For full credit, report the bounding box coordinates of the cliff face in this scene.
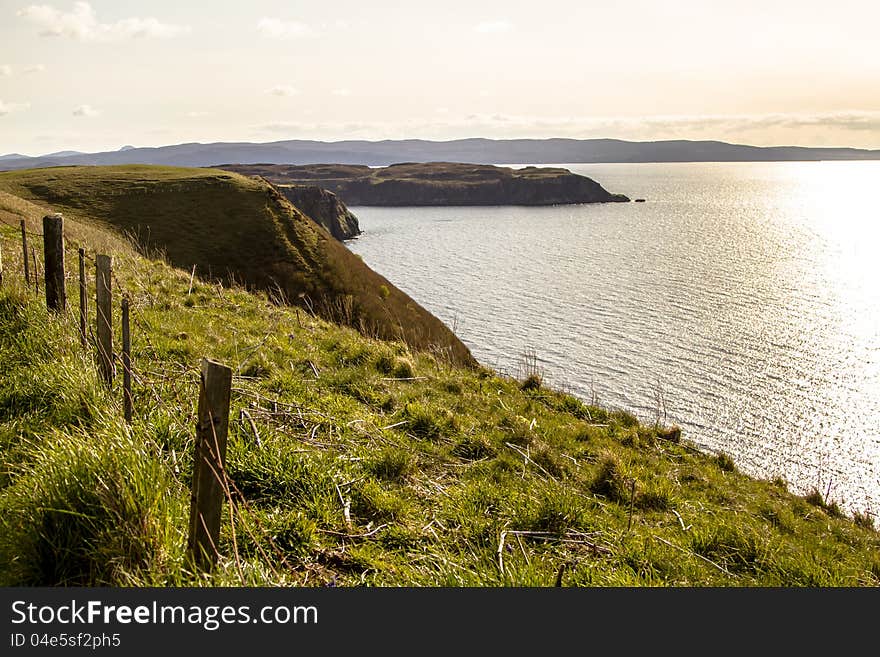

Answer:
[330,168,629,206]
[222,162,630,206]
[279,185,361,240]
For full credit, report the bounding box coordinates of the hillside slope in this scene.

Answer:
[0,207,877,587]
[0,165,472,365]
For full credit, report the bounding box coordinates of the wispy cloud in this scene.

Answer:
[17,2,190,41]
[253,111,880,146]
[257,17,317,39]
[332,89,351,97]
[72,104,99,117]
[588,111,880,136]
[474,20,514,34]
[0,100,31,116]
[258,121,372,136]
[24,64,46,74]
[185,111,209,118]
[267,85,299,97]
[0,65,11,77]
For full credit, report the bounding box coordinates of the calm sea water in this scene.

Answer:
[346,162,880,516]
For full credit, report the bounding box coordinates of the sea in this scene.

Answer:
[346,161,880,516]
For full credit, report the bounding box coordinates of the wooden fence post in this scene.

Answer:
[78,248,87,347]
[122,295,132,424]
[42,213,66,312]
[0,242,3,286]
[20,219,29,286]
[95,255,114,385]
[187,358,233,569]
[31,247,38,293]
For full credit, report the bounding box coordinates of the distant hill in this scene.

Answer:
[0,138,877,171]
[0,165,474,365]
[42,150,85,158]
[226,162,630,206]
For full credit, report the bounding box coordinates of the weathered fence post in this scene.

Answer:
[78,248,87,347]
[42,213,66,312]
[0,242,3,286]
[31,247,39,293]
[95,254,114,385]
[20,219,29,286]
[187,358,233,569]
[122,294,132,424]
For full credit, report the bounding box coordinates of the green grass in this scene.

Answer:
[0,192,878,587]
[0,165,473,365]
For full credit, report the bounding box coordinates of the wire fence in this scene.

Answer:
[0,212,341,580]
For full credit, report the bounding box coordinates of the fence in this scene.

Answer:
[0,214,239,571]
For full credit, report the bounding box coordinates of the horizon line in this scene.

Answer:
[5,136,880,160]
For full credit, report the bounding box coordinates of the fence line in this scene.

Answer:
[1,215,312,576]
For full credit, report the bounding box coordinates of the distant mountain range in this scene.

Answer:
[1,138,878,170]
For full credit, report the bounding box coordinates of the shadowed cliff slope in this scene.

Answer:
[275,184,361,240]
[0,165,473,364]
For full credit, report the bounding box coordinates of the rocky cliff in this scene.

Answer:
[222,162,630,206]
[279,184,361,240]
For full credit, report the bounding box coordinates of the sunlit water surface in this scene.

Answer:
[347,162,880,515]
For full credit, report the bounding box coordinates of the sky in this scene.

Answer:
[1,0,879,155]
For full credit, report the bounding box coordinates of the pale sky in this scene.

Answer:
[1,0,879,155]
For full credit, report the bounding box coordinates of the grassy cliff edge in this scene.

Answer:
[0,179,877,587]
[0,165,473,366]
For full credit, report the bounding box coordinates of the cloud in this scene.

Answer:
[185,111,209,118]
[762,111,880,133]
[593,111,880,136]
[72,104,99,117]
[0,100,30,116]
[17,2,190,41]
[253,111,880,146]
[257,17,317,39]
[24,64,46,73]
[0,65,11,76]
[331,89,351,97]
[267,85,299,97]
[258,121,371,136]
[474,20,513,34]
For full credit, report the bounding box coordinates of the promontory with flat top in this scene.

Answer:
[220,162,631,207]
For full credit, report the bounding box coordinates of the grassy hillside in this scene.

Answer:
[0,165,473,365]
[0,195,877,586]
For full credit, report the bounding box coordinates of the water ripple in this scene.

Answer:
[347,162,880,515]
